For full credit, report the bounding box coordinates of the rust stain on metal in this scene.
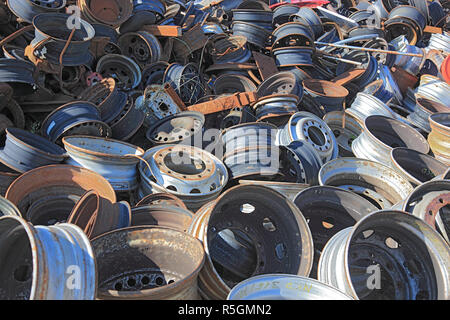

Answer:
[5,165,117,206]
[187,92,258,115]
[141,25,182,37]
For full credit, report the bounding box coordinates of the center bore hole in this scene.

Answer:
[164,151,206,175]
[307,126,326,146]
[14,265,32,282]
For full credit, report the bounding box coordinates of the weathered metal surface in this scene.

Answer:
[188,185,314,300]
[319,157,414,209]
[0,128,66,173]
[294,185,378,279]
[0,164,20,197]
[291,7,323,38]
[109,94,145,141]
[133,0,166,18]
[0,59,36,96]
[252,51,278,81]
[281,141,323,184]
[238,180,309,201]
[352,115,429,167]
[68,190,131,239]
[272,22,315,49]
[331,69,365,87]
[0,0,448,302]
[6,0,66,23]
[391,66,420,96]
[221,122,280,180]
[336,51,378,89]
[385,6,426,45]
[172,23,208,60]
[389,5,427,31]
[346,92,397,124]
[272,46,314,67]
[228,274,353,300]
[92,226,205,299]
[120,11,157,34]
[135,193,187,209]
[231,21,271,48]
[427,1,445,27]
[0,196,22,217]
[146,111,205,146]
[252,94,300,124]
[0,215,96,299]
[63,136,144,191]
[407,96,449,133]
[362,80,393,104]
[142,61,169,86]
[377,65,403,104]
[391,147,448,186]
[163,63,204,105]
[220,106,256,129]
[135,84,182,127]
[210,35,251,64]
[257,71,302,97]
[415,76,450,108]
[214,74,257,95]
[273,4,301,26]
[317,210,450,300]
[428,113,450,165]
[390,35,425,76]
[186,92,258,115]
[79,78,128,124]
[118,31,162,68]
[427,33,450,53]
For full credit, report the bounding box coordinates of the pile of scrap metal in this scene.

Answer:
[0,0,448,300]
